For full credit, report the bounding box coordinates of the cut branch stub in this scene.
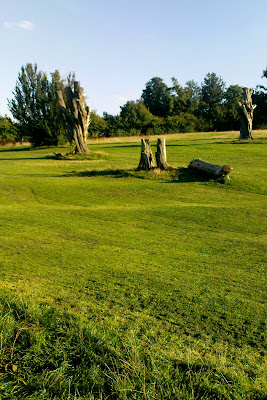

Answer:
[57,81,91,153]
[237,87,257,140]
[188,158,233,180]
[155,138,175,170]
[137,138,155,170]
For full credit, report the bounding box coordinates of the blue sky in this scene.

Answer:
[1,0,267,117]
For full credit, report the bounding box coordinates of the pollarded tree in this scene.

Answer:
[237,88,256,139]
[141,77,172,117]
[57,82,91,153]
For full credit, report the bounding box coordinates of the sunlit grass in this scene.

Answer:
[0,131,266,399]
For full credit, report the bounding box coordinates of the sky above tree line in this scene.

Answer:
[1,0,267,118]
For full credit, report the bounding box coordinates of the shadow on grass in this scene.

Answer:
[231,138,267,144]
[47,151,107,161]
[73,169,133,178]
[71,167,221,183]
[0,145,61,153]
[0,150,107,162]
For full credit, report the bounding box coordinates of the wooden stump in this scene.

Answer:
[188,158,233,179]
[155,138,174,170]
[137,138,155,170]
[237,87,256,140]
[57,82,91,153]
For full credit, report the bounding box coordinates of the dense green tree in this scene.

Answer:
[102,113,122,137]
[199,72,226,130]
[88,111,107,138]
[170,78,200,116]
[120,101,153,134]
[141,77,172,117]
[250,68,267,129]
[170,78,188,115]
[184,80,201,114]
[0,116,19,141]
[253,89,267,129]
[222,85,243,130]
[8,63,66,146]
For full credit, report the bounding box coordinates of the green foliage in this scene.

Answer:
[0,116,20,142]
[252,67,267,129]
[165,113,198,133]
[102,113,122,137]
[253,89,267,130]
[88,111,108,138]
[170,78,200,116]
[8,63,66,147]
[141,77,172,117]
[120,101,153,135]
[222,85,243,130]
[198,73,226,130]
[104,73,261,136]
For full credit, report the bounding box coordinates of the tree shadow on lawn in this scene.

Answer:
[231,138,267,144]
[72,167,220,183]
[0,146,61,153]
[0,146,67,161]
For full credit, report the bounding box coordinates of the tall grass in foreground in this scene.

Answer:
[1,290,265,400]
[0,131,266,399]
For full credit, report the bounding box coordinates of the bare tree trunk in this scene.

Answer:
[237,88,256,140]
[57,82,91,153]
[137,139,155,170]
[155,138,174,170]
[188,158,233,179]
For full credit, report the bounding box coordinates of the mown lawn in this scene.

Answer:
[0,131,266,399]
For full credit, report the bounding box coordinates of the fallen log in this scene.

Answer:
[188,158,233,179]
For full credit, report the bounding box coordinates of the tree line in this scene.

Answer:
[1,63,267,146]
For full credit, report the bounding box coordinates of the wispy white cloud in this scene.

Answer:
[3,20,34,31]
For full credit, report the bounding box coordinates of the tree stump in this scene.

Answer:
[188,158,233,179]
[57,82,91,153]
[137,138,155,170]
[155,138,174,170]
[237,87,257,140]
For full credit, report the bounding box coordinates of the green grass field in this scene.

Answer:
[0,131,266,399]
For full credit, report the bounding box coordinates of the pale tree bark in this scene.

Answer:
[155,138,175,170]
[188,158,233,179]
[237,87,257,140]
[57,82,91,153]
[137,138,155,170]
